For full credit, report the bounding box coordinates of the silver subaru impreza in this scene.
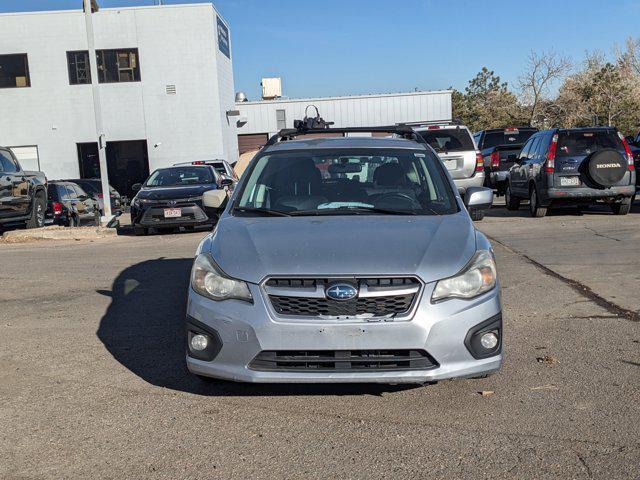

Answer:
[186,127,501,384]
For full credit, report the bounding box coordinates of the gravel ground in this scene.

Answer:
[1,208,639,479]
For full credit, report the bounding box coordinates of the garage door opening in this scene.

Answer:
[77,140,150,198]
[238,133,268,155]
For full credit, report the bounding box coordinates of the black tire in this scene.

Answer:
[470,210,485,222]
[68,214,80,227]
[504,183,521,211]
[611,197,632,216]
[134,226,148,236]
[25,192,46,229]
[529,185,547,218]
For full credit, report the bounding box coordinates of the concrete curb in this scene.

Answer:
[1,226,117,243]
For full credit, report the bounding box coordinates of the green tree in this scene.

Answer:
[452,68,527,132]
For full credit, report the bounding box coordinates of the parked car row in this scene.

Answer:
[406,122,637,220]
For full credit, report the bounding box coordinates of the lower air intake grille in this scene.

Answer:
[249,349,438,372]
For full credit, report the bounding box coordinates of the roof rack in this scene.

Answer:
[398,118,461,128]
[264,125,429,147]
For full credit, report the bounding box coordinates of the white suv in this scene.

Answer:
[411,122,486,220]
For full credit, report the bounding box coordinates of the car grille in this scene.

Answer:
[249,349,438,372]
[264,277,420,318]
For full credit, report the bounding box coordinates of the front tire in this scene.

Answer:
[529,185,547,218]
[611,197,632,216]
[470,210,485,222]
[504,183,520,211]
[25,192,46,229]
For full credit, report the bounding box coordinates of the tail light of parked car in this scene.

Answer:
[490,151,500,169]
[546,134,558,173]
[618,132,635,170]
[475,152,484,172]
[52,202,63,216]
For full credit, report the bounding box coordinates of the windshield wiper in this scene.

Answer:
[233,207,291,217]
[290,206,418,216]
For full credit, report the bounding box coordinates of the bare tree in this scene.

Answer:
[519,51,571,126]
[616,36,640,76]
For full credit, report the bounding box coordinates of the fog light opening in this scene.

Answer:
[190,334,209,351]
[480,331,499,350]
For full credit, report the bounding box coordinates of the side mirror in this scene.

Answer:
[131,183,142,192]
[203,189,228,210]
[219,177,234,187]
[464,186,493,213]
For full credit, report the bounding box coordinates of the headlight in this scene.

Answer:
[432,250,497,302]
[132,197,151,207]
[190,253,252,302]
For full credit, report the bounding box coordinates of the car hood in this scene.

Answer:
[205,213,477,284]
[135,184,216,200]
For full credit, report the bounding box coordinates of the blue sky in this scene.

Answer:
[2,0,639,100]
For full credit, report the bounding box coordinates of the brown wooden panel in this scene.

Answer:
[238,133,269,154]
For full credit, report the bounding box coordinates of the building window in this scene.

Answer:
[67,51,91,85]
[96,48,141,83]
[0,54,31,88]
[276,109,286,130]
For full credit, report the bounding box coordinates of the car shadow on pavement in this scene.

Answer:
[96,258,420,397]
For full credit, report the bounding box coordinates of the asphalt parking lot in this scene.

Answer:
[1,201,639,479]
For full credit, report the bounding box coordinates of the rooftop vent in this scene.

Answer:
[166,84,176,95]
[261,77,282,100]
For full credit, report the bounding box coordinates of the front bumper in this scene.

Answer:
[132,204,215,228]
[453,171,485,194]
[186,281,503,383]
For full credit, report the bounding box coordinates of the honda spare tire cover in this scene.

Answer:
[586,149,627,187]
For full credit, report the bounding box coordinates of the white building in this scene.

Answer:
[0,3,237,196]
[235,90,452,154]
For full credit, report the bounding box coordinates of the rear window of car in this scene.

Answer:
[74,181,99,194]
[557,130,623,157]
[47,185,60,201]
[417,128,475,153]
[211,163,227,175]
[482,129,537,148]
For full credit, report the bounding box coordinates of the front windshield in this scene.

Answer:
[145,167,215,187]
[235,148,458,216]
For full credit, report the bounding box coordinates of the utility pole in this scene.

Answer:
[83,0,112,224]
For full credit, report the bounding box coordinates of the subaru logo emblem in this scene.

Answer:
[325,283,358,301]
